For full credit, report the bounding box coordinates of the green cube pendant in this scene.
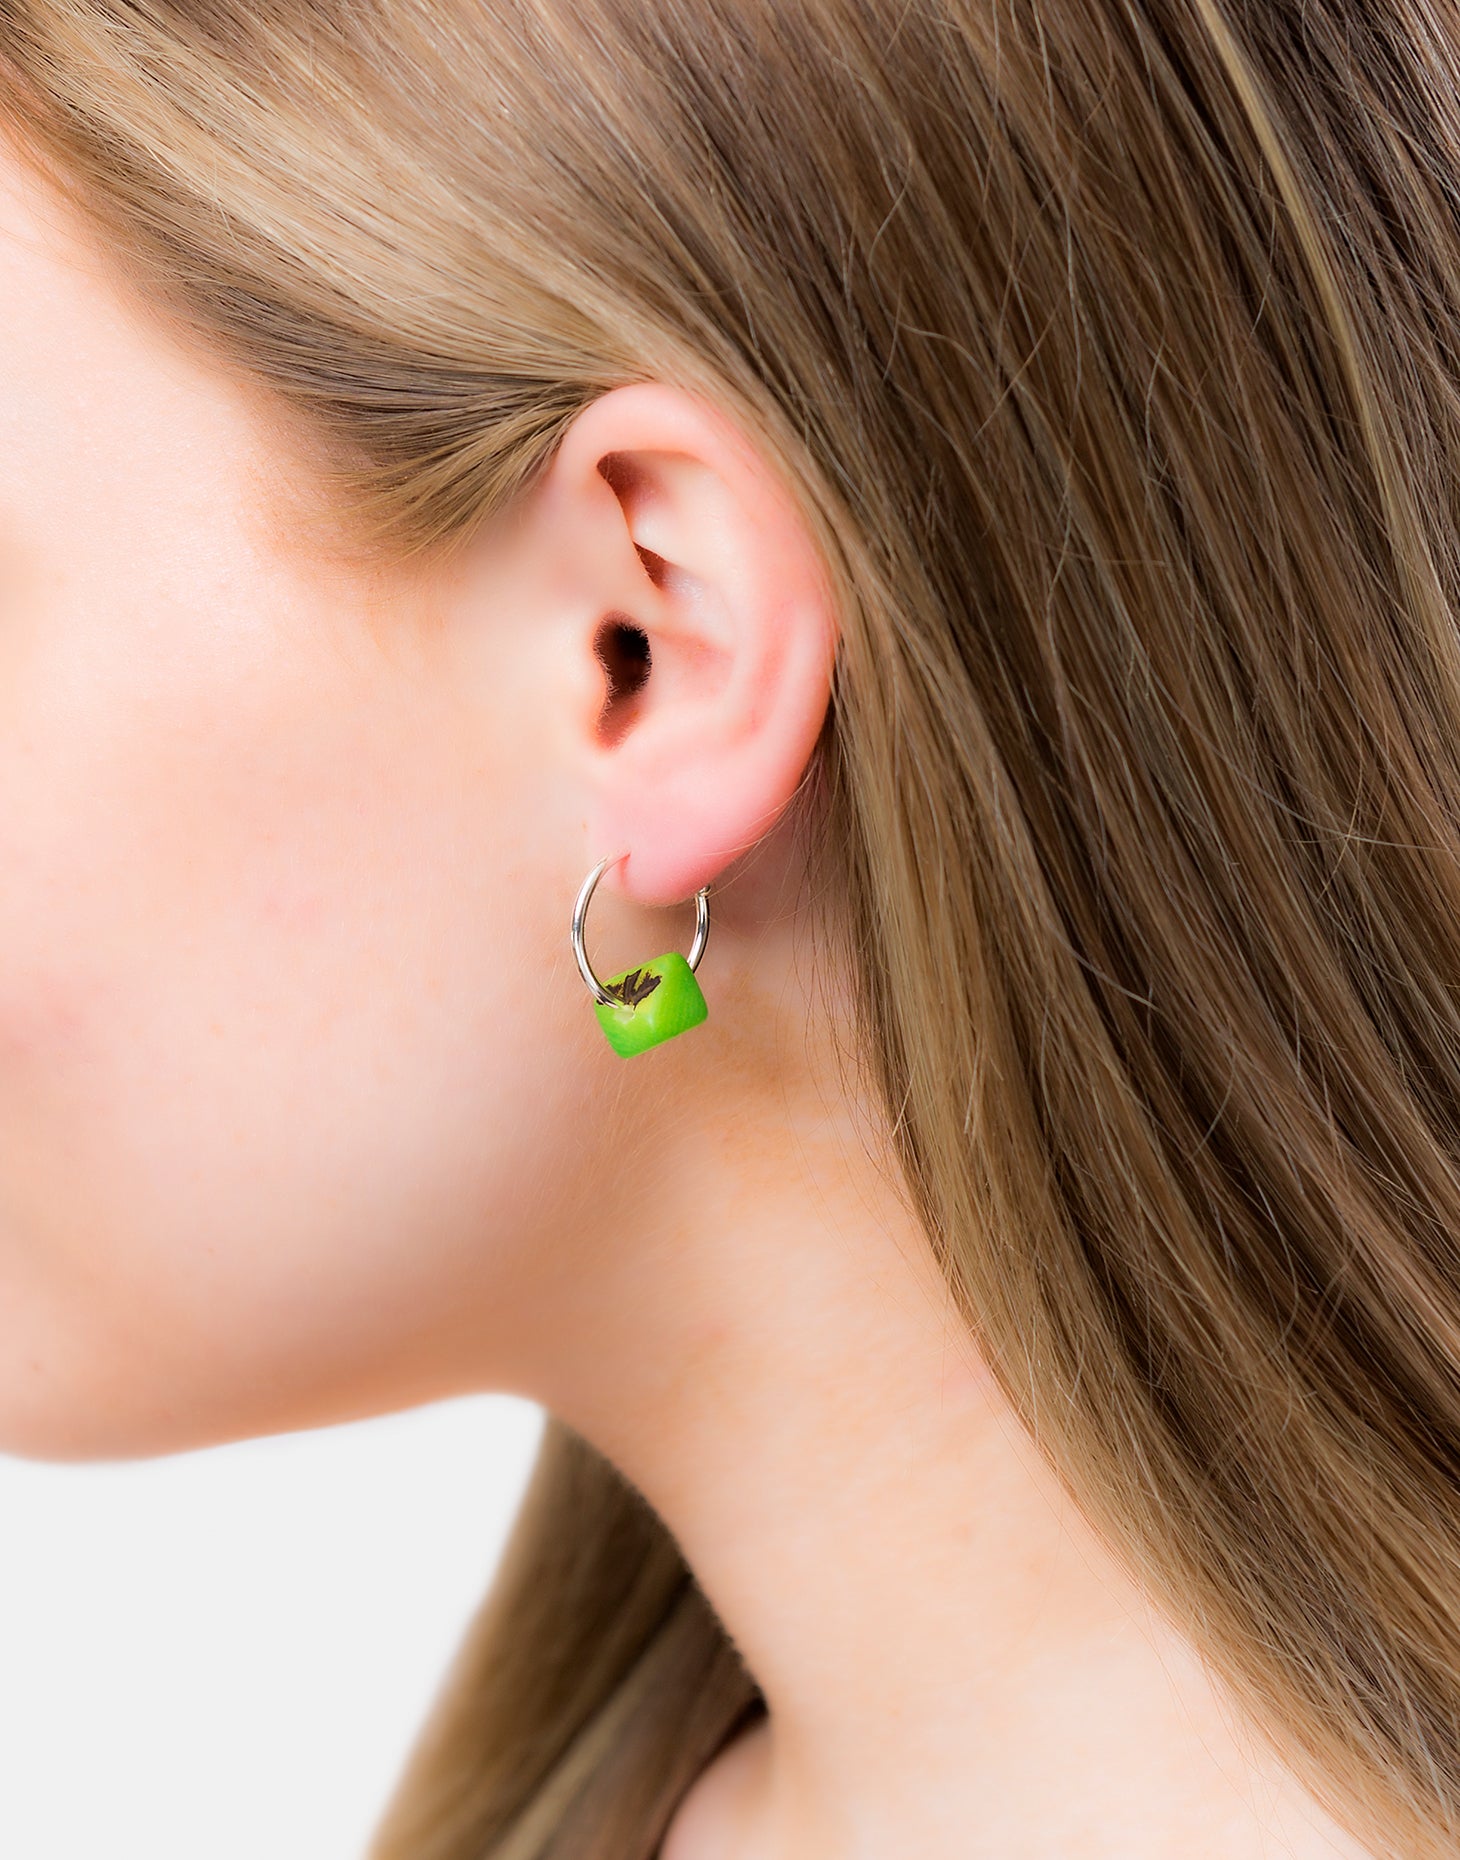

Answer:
[594,950,709,1057]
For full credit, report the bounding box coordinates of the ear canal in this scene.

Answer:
[593,617,652,746]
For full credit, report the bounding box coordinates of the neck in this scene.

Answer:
[511,903,1371,1859]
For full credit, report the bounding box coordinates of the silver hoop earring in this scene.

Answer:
[571,852,710,1057]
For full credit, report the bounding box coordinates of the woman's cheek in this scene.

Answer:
[0,737,339,1432]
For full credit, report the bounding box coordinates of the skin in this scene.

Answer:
[0,136,1379,1858]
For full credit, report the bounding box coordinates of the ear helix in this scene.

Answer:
[570,853,710,1057]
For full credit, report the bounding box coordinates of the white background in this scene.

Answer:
[0,1393,545,1860]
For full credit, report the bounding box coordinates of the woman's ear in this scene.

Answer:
[536,382,839,907]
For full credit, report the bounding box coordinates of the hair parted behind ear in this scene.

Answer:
[363,1419,763,1860]
[11,0,1460,1855]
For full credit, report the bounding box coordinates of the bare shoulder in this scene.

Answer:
[659,1715,773,1860]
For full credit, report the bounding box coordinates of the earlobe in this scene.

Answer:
[548,383,838,909]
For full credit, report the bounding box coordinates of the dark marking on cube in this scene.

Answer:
[607,966,662,1009]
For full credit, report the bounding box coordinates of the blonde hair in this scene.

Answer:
[8,1,1460,1853]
